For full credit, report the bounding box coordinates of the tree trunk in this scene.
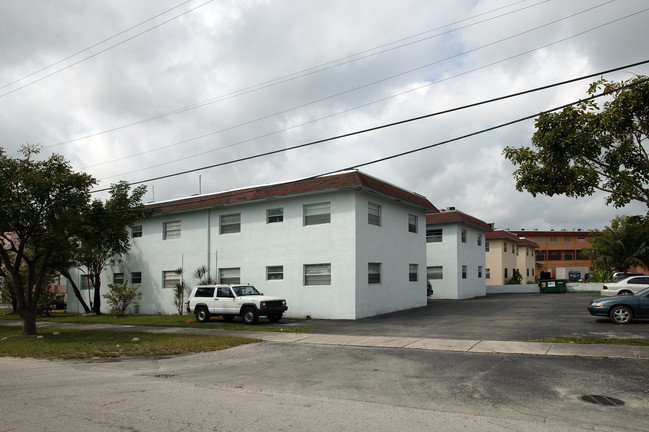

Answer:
[92,273,102,315]
[18,307,37,335]
[59,269,92,313]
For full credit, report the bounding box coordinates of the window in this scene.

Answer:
[428,266,443,280]
[536,251,546,260]
[578,236,586,242]
[81,275,92,290]
[486,268,491,279]
[163,220,181,240]
[461,229,467,243]
[217,287,234,298]
[504,242,507,252]
[131,272,142,284]
[536,237,543,242]
[526,268,530,277]
[526,248,529,256]
[576,249,588,260]
[220,213,241,234]
[219,268,240,284]
[304,202,331,225]
[550,236,557,242]
[532,268,535,276]
[408,214,418,233]
[516,246,519,256]
[304,264,331,285]
[194,287,215,297]
[462,265,467,279]
[548,250,561,260]
[163,271,180,289]
[562,251,574,260]
[513,245,515,254]
[368,263,381,284]
[409,264,418,282]
[485,241,490,252]
[565,237,572,242]
[267,266,284,280]
[267,208,283,223]
[477,233,482,246]
[478,266,482,278]
[504,268,509,279]
[368,202,381,226]
[113,273,124,285]
[131,225,142,238]
[426,228,442,243]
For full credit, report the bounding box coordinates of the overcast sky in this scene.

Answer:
[1,0,648,231]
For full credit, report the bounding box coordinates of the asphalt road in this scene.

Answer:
[2,292,649,431]
[285,292,649,341]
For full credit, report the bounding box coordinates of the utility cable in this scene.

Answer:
[0,0,195,91]
[0,0,215,100]
[47,0,553,148]
[90,62,649,194]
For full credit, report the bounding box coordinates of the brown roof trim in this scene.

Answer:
[426,210,492,232]
[148,171,438,214]
[486,230,539,248]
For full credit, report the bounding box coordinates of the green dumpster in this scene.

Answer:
[538,279,567,293]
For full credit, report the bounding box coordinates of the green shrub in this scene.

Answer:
[103,283,142,315]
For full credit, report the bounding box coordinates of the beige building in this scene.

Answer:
[485,230,538,285]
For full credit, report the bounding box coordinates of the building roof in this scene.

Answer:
[149,170,438,214]
[425,210,492,232]
[510,230,592,236]
[486,230,539,248]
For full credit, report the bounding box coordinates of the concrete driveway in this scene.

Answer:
[288,292,649,341]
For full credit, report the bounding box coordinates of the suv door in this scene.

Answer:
[215,286,238,314]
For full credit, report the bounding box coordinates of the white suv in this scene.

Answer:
[186,284,288,324]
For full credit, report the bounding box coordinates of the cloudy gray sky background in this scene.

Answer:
[1,0,648,231]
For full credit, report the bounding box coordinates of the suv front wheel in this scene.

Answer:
[242,307,259,324]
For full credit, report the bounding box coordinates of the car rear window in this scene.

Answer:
[194,287,215,297]
[629,277,649,284]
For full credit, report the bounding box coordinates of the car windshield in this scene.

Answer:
[232,285,261,296]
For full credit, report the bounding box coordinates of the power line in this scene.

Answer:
[92,3,641,176]
[47,0,552,148]
[137,76,649,213]
[0,0,215,100]
[90,61,649,194]
[0,0,195,91]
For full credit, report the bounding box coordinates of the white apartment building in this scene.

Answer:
[425,209,491,299]
[66,171,437,319]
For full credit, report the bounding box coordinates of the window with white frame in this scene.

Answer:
[304,202,331,225]
[462,265,467,279]
[131,225,142,238]
[220,213,241,234]
[478,266,482,278]
[461,229,467,243]
[486,268,491,279]
[368,263,381,284]
[408,214,418,233]
[266,265,284,280]
[131,272,142,284]
[477,233,482,246]
[113,273,124,285]
[267,208,283,223]
[485,241,490,252]
[219,268,240,284]
[163,220,181,240]
[504,268,509,279]
[163,270,180,289]
[427,266,443,280]
[409,264,418,282]
[426,228,442,243]
[304,264,331,285]
[81,275,92,290]
[368,202,381,226]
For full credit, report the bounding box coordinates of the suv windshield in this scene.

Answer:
[232,285,261,296]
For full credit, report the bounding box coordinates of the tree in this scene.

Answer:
[506,269,522,285]
[0,146,95,334]
[583,215,649,273]
[173,267,189,315]
[503,76,649,208]
[193,265,216,285]
[73,181,149,315]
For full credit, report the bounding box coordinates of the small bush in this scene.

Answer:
[104,283,142,316]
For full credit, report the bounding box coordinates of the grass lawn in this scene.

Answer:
[0,308,312,333]
[531,336,649,346]
[0,326,258,360]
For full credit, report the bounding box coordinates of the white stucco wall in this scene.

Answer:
[426,222,487,299]
[66,187,429,319]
